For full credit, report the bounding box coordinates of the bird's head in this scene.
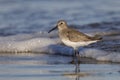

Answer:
[48,20,67,33]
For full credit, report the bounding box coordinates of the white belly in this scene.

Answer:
[61,39,97,49]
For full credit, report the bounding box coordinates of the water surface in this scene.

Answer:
[0,53,120,80]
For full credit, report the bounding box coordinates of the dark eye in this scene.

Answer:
[60,22,63,25]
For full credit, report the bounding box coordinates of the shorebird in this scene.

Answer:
[48,20,102,63]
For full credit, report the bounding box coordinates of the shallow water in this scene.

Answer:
[0,53,120,80]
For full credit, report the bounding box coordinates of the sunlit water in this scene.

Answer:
[0,0,120,80]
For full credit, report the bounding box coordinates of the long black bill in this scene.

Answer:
[48,26,57,33]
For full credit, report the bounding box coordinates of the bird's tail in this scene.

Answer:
[92,34,102,40]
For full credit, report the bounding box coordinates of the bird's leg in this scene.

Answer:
[71,49,80,63]
[75,49,80,63]
[74,49,80,73]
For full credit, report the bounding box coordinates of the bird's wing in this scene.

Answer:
[65,29,93,42]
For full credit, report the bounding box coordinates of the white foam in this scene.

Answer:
[0,31,120,63]
[0,33,60,52]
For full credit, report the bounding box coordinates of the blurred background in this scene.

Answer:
[0,0,120,36]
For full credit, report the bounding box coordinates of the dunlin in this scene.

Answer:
[48,20,102,63]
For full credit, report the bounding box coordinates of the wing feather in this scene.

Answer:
[64,28,92,42]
